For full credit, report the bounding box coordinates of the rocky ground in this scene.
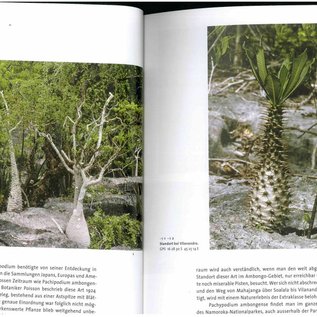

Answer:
[210,175,317,249]
[0,180,140,248]
[209,92,317,249]
[0,203,77,248]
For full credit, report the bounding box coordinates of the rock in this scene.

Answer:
[0,207,71,233]
[44,194,139,221]
[209,175,317,249]
[86,194,138,218]
[0,190,141,248]
[209,93,317,169]
[209,94,262,158]
[0,176,142,248]
[0,218,78,248]
[0,205,81,248]
[102,177,142,193]
[285,106,317,168]
[209,92,317,248]
[286,176,317,231]
[43,177,142,219]
[43,198,74,214]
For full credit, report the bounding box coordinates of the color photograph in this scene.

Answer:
[208,24,317,249]
[0,61,143,249]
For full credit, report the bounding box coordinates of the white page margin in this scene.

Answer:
[144,5,317,314]
[0,3,143,66]
[0,3,143,315]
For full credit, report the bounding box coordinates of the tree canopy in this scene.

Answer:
[0,61,142,210]
[208,24,317,89]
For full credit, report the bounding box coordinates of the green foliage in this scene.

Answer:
[111,101,142,177]
[88,210,142,249]
[208,26,232,75]
[208,24,317,82]
[0,61,142,209]
[208,26,231,64]
[245,48,313,105]
[273,24,317,61]
[303,212,311,225]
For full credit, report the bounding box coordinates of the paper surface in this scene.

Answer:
[0,3,143,66]
[0,3,143,315]
[144,5,317,314]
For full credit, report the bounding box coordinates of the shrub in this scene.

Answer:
[87,209,142,249]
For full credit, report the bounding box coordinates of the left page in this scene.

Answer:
[0,3,143,315]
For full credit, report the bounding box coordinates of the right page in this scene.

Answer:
[144,5,317,315]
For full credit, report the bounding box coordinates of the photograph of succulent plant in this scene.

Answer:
[208,24,317,249]
[0,61,142,249]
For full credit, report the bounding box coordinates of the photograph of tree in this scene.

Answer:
[208,24,317,249]
[0,61,142,249]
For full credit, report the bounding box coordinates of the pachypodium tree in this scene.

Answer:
[0,91,23,212]
[37,92,122,247]
[0,61,47,211]
[245,48,313,232]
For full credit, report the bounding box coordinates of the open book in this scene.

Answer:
[1,3,317,316]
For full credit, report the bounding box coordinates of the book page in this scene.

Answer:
[0,3,143,315]
[144,5,317,315]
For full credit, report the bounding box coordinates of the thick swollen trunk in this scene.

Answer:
[7,135,23,212]
[249,104,291,232]
[66,174,90,248]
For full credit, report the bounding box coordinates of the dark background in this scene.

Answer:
[111,2,315,14]
[33,2,316,15]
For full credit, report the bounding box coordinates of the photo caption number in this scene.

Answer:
[159,237,199,252]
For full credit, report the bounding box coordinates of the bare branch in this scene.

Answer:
[63,116,75,127]
[235,81,250,93]
[80,121,99,164]
[9,120,22,133]
[83,93,114,169]
[134,147,142,177]
[87,148,121,187]
[21,187,30,208]
[217,79,244,94]
[0,90,10,113]
[208,26,227,54]
[86,120,96,131]
[208,57,216,95]
[209,158,254,165]
[50,217,65,235]
[108,116,124,125]
[37,130,74,175]
[96,92,114,150]
[61,150,74,165]
[210,70,255,95]
[0,91,21,132]
[71,100,84,159]
[83,150,101,173]
[285,126,317,138]
[299,90,314,107]
[294,173,317,179]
